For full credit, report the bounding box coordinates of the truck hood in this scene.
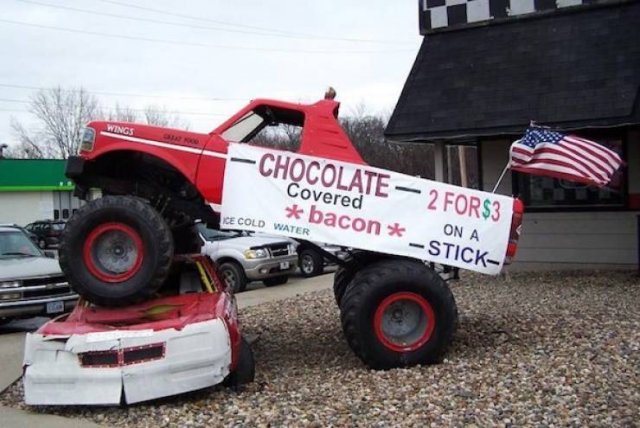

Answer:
[0,257,63,281]
[87,121,210,153]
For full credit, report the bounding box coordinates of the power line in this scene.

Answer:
[16,0,413,46]
[0,107,29,114]
[0,83,245,102]
[0,18,413,54]
[0,97,227,117]
[91,0,412,45]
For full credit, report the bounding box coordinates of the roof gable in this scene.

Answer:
[387,1,640,141]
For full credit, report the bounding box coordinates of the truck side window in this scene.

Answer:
[248,106,304,153]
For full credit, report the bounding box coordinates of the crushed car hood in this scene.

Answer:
[0,257,62,281]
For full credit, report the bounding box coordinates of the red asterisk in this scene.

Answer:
[387,222,406,237]
[285,204,304,219]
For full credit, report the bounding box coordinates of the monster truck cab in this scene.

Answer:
[66,93,364,231]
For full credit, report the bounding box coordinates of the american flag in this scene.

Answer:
[510,127,623,187]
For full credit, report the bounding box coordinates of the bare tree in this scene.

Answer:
[143,105,189,129]
[339,105,435,179]
[11,87,99,159]
[106,103,138,123]
[103,104,189,129]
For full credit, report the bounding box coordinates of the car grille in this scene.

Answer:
[79,343,166,368]
[268,243,290,257]
[21,275,66,287]
[23,287,72,299]
[2,275,75,301]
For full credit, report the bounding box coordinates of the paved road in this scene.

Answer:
[0,271,334,427]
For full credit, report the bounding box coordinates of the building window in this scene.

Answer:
[514,138,625,209]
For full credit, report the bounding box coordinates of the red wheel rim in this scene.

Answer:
[373,292,436,352]
[83,222,144,283]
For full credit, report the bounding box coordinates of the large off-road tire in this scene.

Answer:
[299,248,324,277]
[219,261,248,293]
[333,265,356,306]
[59,196,174,307]
[340,259,458,370]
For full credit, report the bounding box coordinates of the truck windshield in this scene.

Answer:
[0,230,42,258]
[221,112,266,143]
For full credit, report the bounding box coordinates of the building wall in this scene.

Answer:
[480,136,639,270]
[0,192,54,225]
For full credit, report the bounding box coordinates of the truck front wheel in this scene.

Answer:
[59,196,174,307]
[340,259,457,369]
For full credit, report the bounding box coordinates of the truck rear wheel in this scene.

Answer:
[333,265,355,306]
[59,196,174,307]
[340,259,457,369]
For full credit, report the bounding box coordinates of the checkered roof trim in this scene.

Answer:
[419,0,597,34]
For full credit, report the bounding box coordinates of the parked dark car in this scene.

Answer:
[24,220,66,249]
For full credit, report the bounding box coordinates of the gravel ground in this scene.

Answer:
[2,270,639,427]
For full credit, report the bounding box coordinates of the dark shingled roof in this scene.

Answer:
[385,1,640,142]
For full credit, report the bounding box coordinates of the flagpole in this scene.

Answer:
[492,162,511,193]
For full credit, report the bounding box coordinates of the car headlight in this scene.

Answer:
[0,281,21,289]
[288,244,296,254]
[243,248,268,259]
[0,292,21,301]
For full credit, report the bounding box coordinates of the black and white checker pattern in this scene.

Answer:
[419,0,591,33]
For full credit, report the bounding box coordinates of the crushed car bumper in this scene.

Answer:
[23,317,232,405]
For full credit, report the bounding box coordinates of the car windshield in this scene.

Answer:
[197,224,243,242]
[0,230,43,258]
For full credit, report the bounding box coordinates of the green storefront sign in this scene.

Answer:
[0,159,73,192]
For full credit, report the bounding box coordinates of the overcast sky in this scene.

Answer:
[0,0,422,148]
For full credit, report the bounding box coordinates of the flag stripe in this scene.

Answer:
[563,136,619,172]
[556,141,614,177]
[511,144,608,182]
[515,157,603,180]
[509,126,623,187]
[533,147,609,181]
[568,136,622,165]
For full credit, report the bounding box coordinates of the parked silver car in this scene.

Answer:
[0,224,77,324]
[197,224,297,293]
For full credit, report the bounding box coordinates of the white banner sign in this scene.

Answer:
[221,144,514,275]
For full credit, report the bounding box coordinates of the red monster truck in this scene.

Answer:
[61,90,523,369]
